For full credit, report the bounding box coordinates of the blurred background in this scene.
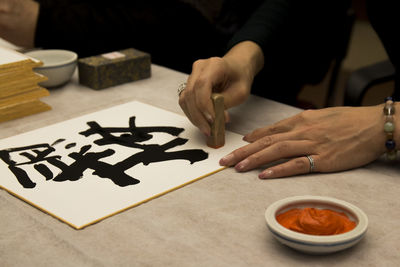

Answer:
[298,0,392,108]
[1,0,392,109]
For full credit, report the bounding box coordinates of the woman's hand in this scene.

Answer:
[0,0,38,47]
[220,105,392,178]
[179,41,264,136]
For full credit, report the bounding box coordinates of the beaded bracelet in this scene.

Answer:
[383,97,397,160]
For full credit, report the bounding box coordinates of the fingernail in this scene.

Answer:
[204,112,213,124]
[220,153,234,165]
[259,169,273,179]
[243,133,252,142]
[235,159,249,172]
[201,126,210,137]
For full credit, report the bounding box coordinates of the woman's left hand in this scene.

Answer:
[0,0,38,47]
[219,105,389,178]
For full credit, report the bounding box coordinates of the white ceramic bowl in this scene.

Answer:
[25,49,77,88]
[265,195,368,254]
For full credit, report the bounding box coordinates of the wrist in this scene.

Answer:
[223,41,264,82]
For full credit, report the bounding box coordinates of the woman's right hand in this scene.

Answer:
[179,41,264,136]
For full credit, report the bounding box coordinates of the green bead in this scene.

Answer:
[384,122,395,132]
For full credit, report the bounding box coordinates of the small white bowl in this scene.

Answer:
[265,195,368,254]
[25,49,77,88]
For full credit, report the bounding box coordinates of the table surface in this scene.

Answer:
[1,64,399,267]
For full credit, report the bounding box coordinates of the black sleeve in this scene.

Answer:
[227,0,351,68]
[225,0,351,104]
[34,0,229,73]
[227,0,292,55]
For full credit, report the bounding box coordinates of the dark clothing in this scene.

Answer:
[227,0,352,105]
[35,0,371,106]
[35,0,262,74]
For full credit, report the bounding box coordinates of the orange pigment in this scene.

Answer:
[276,207,356,235]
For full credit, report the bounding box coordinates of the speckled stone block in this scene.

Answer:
[78,48,151,90]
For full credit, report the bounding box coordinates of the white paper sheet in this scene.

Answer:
[0,101,246,229]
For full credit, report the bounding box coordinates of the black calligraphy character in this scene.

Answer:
[52,144,140,186]
[80,116,209,177]
[0,141,63,188]
[1,116,209,189]
[0,139,140,188]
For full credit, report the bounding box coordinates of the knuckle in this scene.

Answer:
[247,153,262,165]
[301,109,314,116]
[232,147,247,159]
[192,57,223,71]
[298,109,316,121]
[272,164,285,175]
[257,136,273,148]
[209,57,227,75]
[231,145,253,161]
[192,59,205,70]
[297,110,308,121]
[248,151,266,166]
[251,128,262,136]
[294,158,308,171]
[230,151,242,163]
[208,56,224,65]
[268,125,280,133]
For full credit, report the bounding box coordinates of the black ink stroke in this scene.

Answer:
[0,116,209,189]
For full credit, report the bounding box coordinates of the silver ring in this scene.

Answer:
[177,82,187,96]
[306,155,315,173]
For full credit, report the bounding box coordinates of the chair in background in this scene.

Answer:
[344,60,396,106]
[324,7,356,107]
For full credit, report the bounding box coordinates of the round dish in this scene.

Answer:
[25,49,77,88]
[265,195,368,254]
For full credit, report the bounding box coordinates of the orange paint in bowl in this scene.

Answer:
[276,207,356,235]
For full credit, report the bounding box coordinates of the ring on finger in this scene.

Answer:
[177,82,187,96]
[306,155,315,173]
